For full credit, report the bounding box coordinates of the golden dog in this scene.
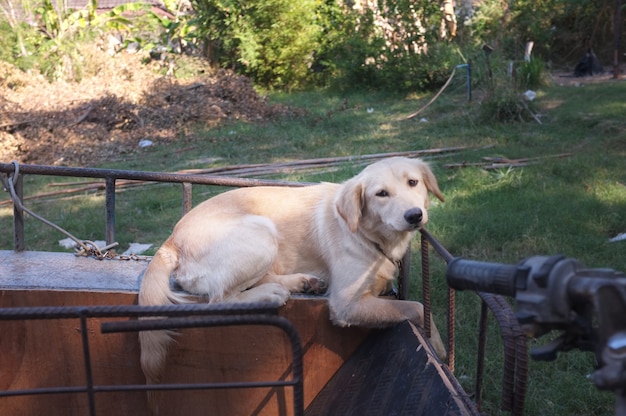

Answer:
[138,157,446,393]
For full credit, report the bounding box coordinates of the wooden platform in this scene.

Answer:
[0,250,478,416]
[0,250,146,292]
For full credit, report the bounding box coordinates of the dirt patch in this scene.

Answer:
[550,69,624,87]
[0,52,305,166]
[2,51,623,167]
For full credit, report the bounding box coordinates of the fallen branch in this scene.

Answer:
[179,147,472,176]
[400,67,457,121]
[0,120,31,131]
[519,99,542,125]
[69,104,94,127]
[445,153,572,169]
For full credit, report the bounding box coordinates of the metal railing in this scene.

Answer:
[1,161,528,414]
[420,228,528,415]
[0,302,304,416]
[1,162,312,251]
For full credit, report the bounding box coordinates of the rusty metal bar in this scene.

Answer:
[12,173,25,251]
[475,299,488,410]
[421,229,457,369]
[102,314,304,416]
[0,163,313,188]
[478,292,528,416]
[78,310,96,416]
[513,323,529,414]
[105,177,116,245]
[0,302,282,320]
[419,228,528,415]
[0,302,304,416]
[447,285,456,372]
[182,182,193,216]
[397,248,410,300]
[0,162,311,252]
[419,228,453,263]
[420,234,432,340]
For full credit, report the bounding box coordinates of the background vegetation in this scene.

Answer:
[1,0,625,415]
[1,0,621,89]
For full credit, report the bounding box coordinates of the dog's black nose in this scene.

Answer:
[404,208,423,225]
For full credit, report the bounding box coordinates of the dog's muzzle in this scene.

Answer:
[404,208,423,227]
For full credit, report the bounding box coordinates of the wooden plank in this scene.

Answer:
[0,250,146,292]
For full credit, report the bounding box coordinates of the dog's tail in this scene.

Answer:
[138,241,188,386]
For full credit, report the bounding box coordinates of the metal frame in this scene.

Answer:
[1,162,528,414]
[0,302,304,416]
[420,228,528,415]
[0,162,312,251]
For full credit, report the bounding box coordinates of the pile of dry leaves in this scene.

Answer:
[0,52,304,166]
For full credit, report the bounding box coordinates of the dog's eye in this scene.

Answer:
[408,179,418,187]
[376,190,389,197]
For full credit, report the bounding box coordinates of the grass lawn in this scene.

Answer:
[1,77,625,415]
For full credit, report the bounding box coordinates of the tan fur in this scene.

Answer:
[138,157,446,410]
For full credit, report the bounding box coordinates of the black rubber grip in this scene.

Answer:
[446,258,521,297]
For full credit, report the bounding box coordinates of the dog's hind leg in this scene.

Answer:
[177,214,296,305]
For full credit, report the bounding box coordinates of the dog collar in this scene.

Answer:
[373,242,402,268]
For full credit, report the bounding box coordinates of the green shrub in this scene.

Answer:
[316,1,460,92]
[187,0,458,92]
[518,56,548,90]
[189,0,321,90]
[479,86,538,123]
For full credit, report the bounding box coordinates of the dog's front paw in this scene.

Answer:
[303,276,328,295]
[260,283,291,305]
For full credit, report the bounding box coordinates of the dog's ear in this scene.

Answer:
[420,163,445,202]
[335,178,364,233]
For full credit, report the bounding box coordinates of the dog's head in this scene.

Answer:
[335,157,444,235]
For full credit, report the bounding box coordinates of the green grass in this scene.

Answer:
[1,79,625,415]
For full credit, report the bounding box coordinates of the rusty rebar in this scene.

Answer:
[421,234,432,339]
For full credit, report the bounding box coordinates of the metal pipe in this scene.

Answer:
[421,235,432,339]
[78,310,97,416]
[0,163,313,188]
[105,177,116,245]
[398,248,411,300]
[12,173,24,251]
[182,182,193,216]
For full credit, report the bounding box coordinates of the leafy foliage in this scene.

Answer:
[517,56,548,89]
[188,0,321,90]
[0,0,622,91]
[183,0,459,91]
[314,1,460,91]
[463,0,617,66]
[0,0,150,81]
[478,86,538,122]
